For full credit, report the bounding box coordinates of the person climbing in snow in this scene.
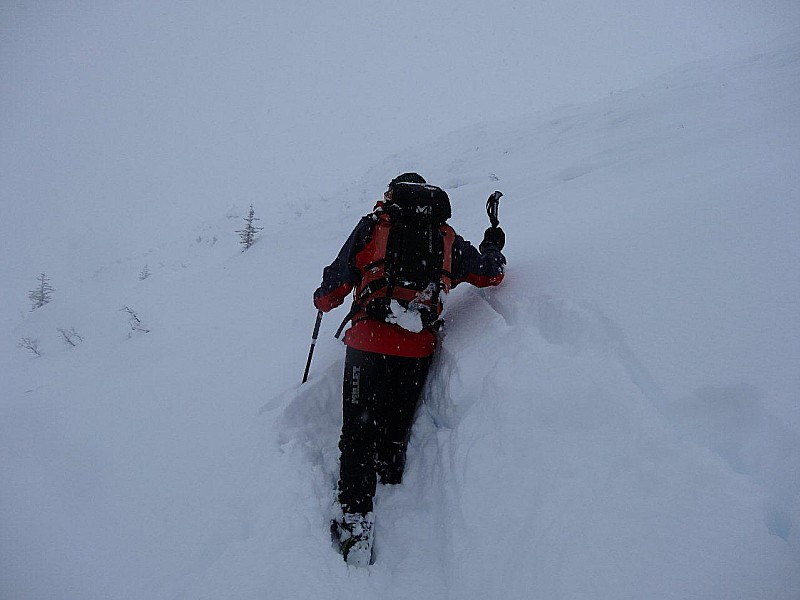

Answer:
[313,172,506,565]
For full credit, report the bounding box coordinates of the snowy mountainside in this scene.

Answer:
[2,40,800,599]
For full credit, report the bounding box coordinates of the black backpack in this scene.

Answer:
[354,183,454,330]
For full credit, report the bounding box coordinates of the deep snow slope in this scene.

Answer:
[2,39,799,599]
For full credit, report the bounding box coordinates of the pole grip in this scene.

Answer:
[486,191,502,228]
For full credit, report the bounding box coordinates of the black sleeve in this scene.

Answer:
[450,232,506,288]
[318,216,374,296]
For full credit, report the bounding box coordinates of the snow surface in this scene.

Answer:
[3,34,800,600]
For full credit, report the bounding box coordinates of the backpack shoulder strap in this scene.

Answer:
[440,223,455,291]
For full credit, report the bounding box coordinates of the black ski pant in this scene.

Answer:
[338,346,433,515]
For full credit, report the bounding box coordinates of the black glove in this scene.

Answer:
[313,286,328,311]
[480,226,505,253]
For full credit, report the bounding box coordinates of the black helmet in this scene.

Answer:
[389,172,426,187]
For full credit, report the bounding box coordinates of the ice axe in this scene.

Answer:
[486,191,502,228]
[302,310,323,383]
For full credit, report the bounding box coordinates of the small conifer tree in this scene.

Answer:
[121,306,150,335]
[57,327,83,347]
[18,337,42,357]
[28,273,54,310]
[236,204,263,251]
[139,265,151,280]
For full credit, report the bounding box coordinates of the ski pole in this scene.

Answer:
[302,310,323,384]
[486,191,502,228]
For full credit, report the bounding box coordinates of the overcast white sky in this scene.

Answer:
[1,1,798,295]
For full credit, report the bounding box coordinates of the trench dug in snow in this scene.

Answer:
[272,280,791,598]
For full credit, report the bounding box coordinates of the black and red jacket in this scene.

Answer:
[315,205,506,358]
